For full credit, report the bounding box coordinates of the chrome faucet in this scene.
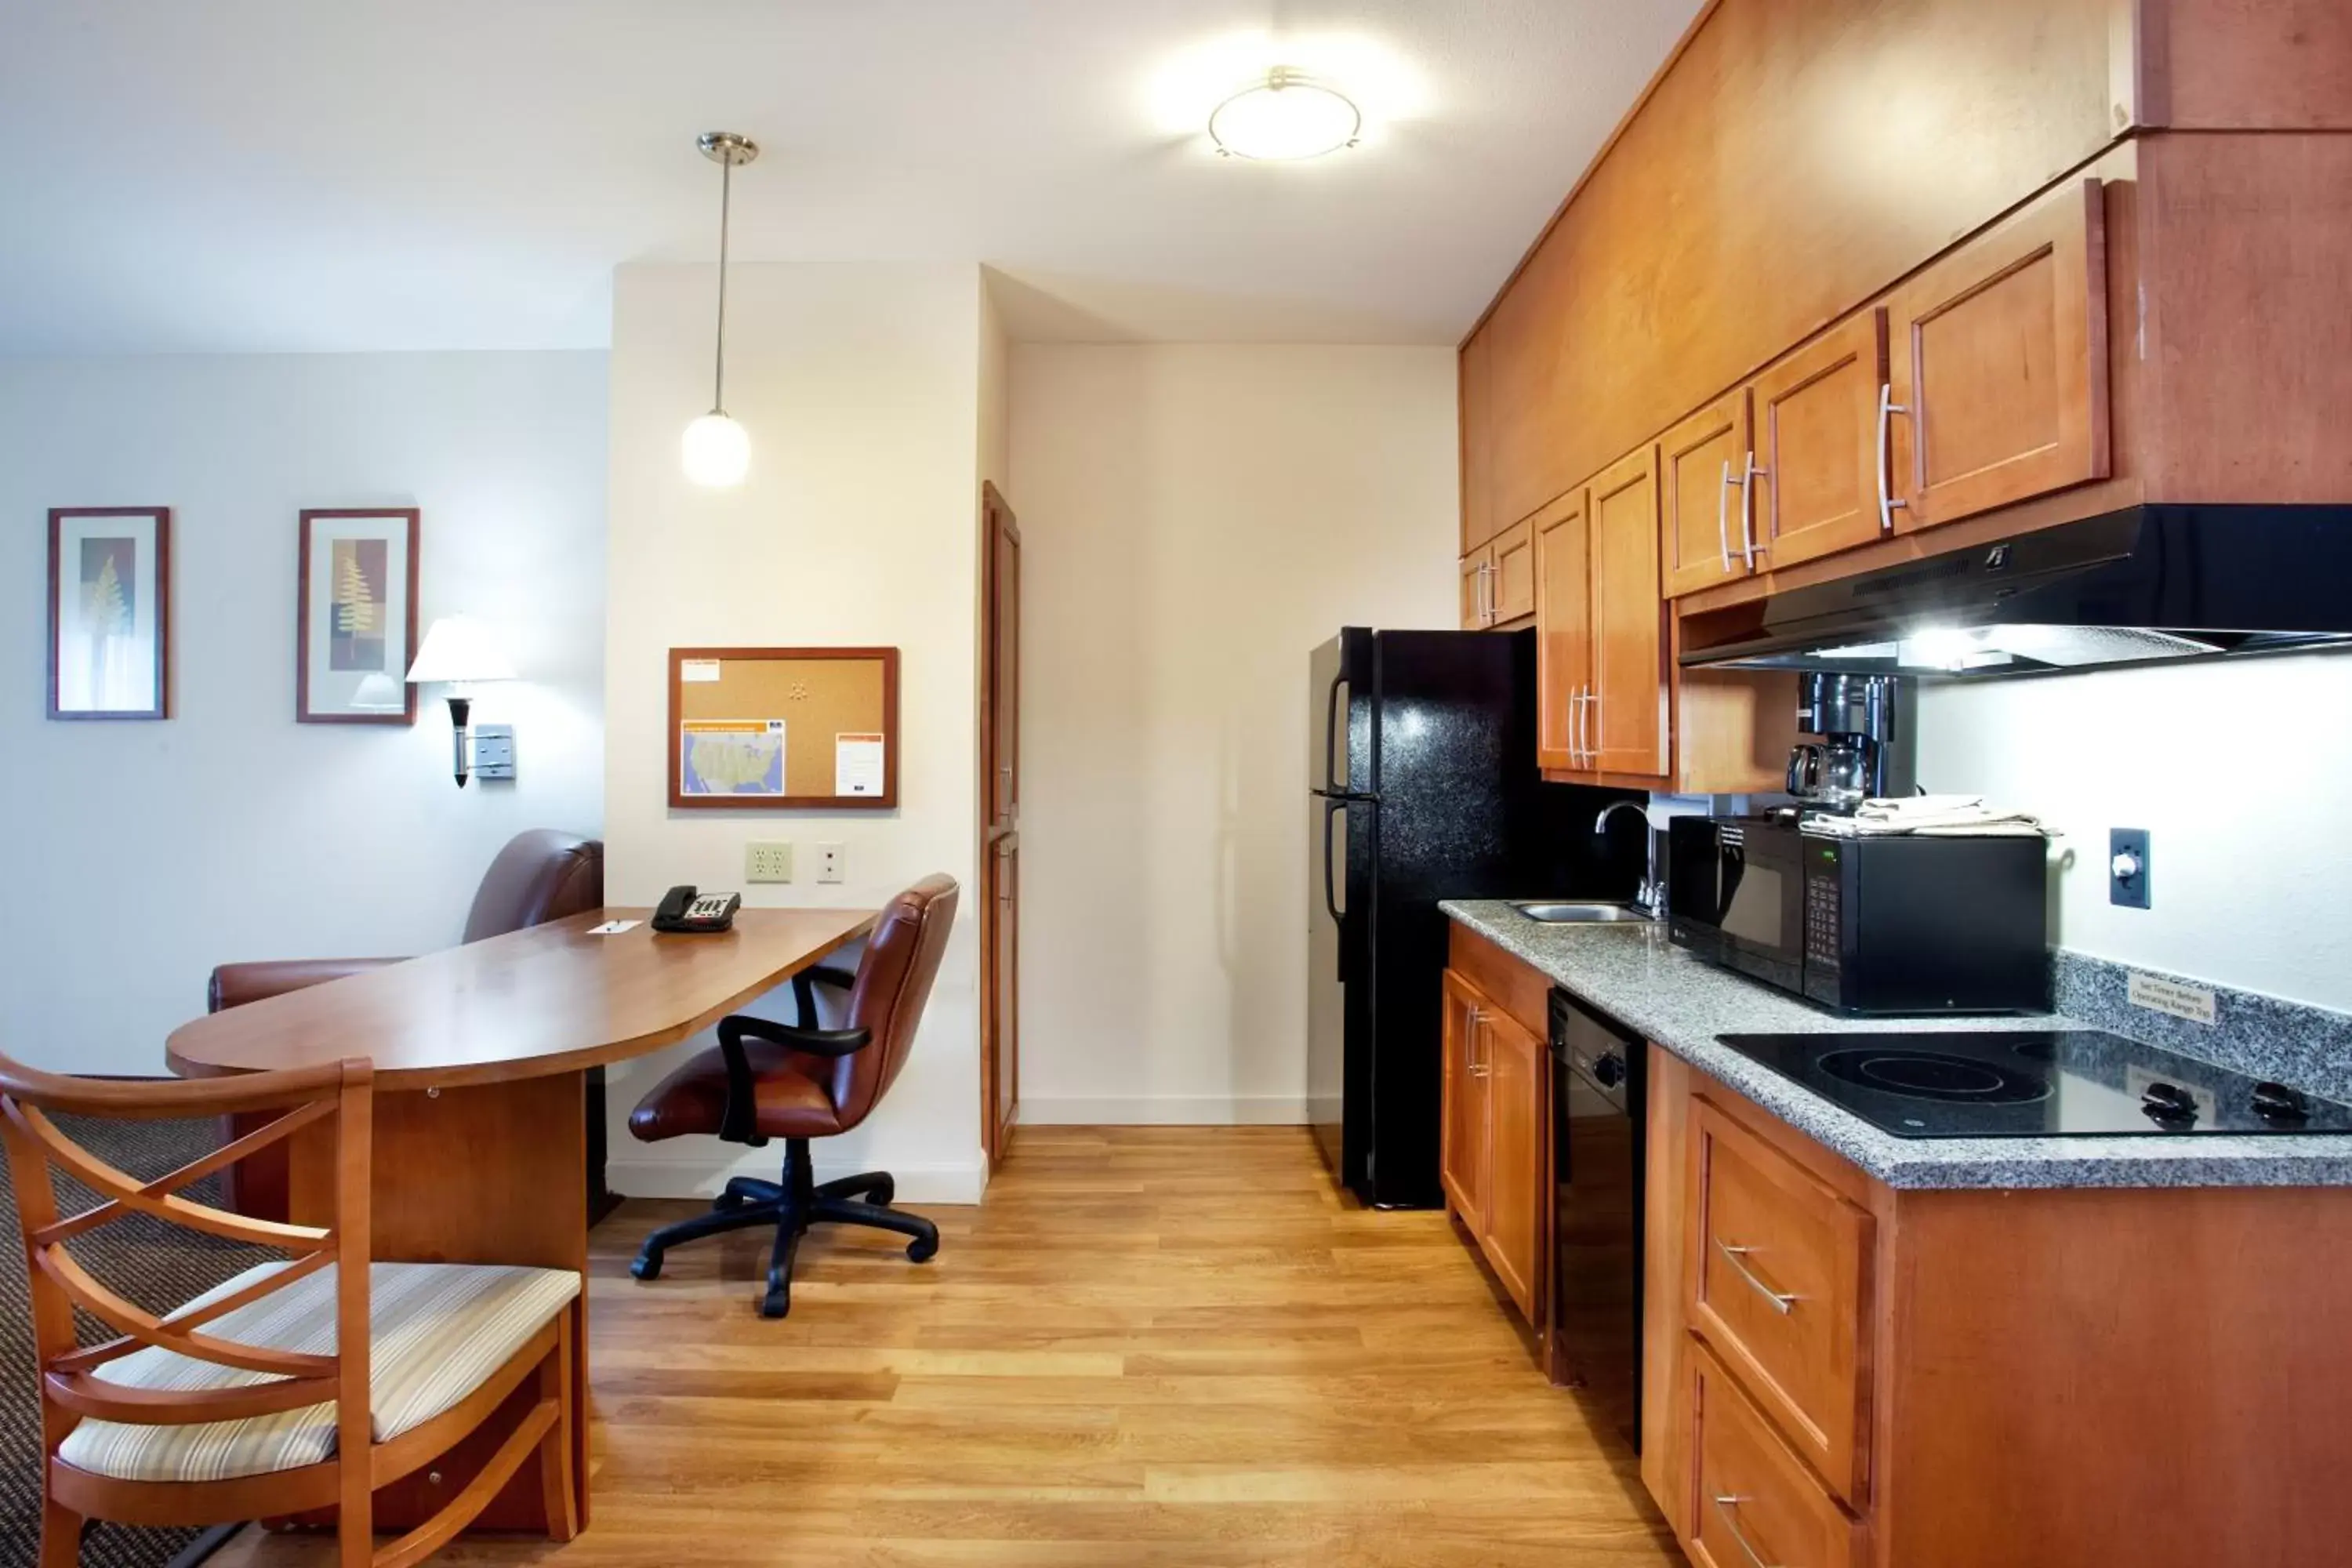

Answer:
[1595,800,1662,919]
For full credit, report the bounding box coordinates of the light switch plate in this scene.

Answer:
[815,843,846,884]
[2109,827,2151,909]
[746,841,793,883]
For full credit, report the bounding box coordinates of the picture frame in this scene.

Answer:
[296,509,419,725]
[667,646,902,810]
[48,506,171,720]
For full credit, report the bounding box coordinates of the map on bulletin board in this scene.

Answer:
[679,719,786,797]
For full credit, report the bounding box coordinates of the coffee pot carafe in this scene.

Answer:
[1785,673,1915,812]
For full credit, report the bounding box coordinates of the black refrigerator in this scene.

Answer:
[1308,627,1642,1208]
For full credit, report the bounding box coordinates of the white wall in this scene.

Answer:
[1918,653,2352,1011]
[0,352,608,1076]
[602,261,987,1202]
[1008,343,1457,1123]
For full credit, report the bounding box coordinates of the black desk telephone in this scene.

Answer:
[652,885,741,934]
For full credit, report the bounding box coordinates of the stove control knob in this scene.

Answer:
[2140,1080,2198,1127]
[2252,1081,2310,1126]
[1593,1053,1626,1090]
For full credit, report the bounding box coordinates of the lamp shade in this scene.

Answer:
[405,616,517,684]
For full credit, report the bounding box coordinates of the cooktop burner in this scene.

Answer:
[1712,1029,2352,1139]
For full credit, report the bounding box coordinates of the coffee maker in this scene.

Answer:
[1786,673,1915,812]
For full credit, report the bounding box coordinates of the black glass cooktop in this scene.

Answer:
[1712,1029,2352,1139]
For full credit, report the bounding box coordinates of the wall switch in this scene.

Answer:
[815,843,846,884]
[2109,827,2151,909]
[746,841,794,883]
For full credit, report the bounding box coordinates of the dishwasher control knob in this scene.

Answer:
[1593,1052,1626,1089]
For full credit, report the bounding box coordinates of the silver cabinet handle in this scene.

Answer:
[1877,383,1910,534]
[1570,684,1584,766]
[1714,1238,1798,1314]
[1711,1495,1783,1568]
[1740,451,1767,567]
[1466,1009,1488,1076]
[1717,459,1736,573]
[1582,689,1600,767]
[1572,685,1595,767]
[1481,560,1496,625]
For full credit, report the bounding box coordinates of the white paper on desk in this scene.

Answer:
[588,920,641,935]
[835,732,886,797]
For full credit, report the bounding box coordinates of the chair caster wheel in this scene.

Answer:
[759,1288,792,1319]
[906,1235,938,1264]
[630,1252,663,1282]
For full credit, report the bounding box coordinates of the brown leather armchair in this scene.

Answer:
[208,829,605,1214]
[627,873,957,1319]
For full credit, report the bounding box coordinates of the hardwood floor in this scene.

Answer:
[215,1126,1681,1566]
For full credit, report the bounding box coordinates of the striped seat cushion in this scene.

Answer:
[57,1260,579,1483]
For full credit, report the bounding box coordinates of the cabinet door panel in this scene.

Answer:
[1660,392,1752,598]
[1459,551,1490,631]
[1439,971,1488,1223]
[1588,447,1669,779]
[1754,310,1889,570]
[1460,328,1495,554]
[1890,178,2109,531]
[1534,493,1591,772]
[1482,1007,1544,1324]
[1688,1342,1864,1568]
[1490,518,1536,624]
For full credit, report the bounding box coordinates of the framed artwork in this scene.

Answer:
[48,507,171,720]
[296,509,419,725]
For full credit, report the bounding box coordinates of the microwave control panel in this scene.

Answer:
[1802,841,1844,974]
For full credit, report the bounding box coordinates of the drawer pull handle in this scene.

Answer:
[1715,1238,1799,1314]
[1712,1494,1783,1568]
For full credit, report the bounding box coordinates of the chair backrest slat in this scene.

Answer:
[8,1102,334,1253]
[36,1246,337,1380]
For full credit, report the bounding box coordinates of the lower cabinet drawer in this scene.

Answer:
[1686,1098,1874,1504]
[1689,1340,1864,1568]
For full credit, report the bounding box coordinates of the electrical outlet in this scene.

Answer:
[746,841,794,883]
[2109,827,2151,909]
[815,843,846,884]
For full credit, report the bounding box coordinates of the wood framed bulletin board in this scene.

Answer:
[668,647,900,810]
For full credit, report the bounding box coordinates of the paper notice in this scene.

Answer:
[680,659,722,683]
[836,732,886,797]
[588,920,641,935]
[2127,972,2217,1025]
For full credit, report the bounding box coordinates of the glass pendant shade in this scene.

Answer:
[681,410,751,488]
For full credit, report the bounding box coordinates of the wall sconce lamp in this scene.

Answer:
[405,615,517,786]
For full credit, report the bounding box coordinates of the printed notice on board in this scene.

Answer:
[680,659,722,683]
[836,732,886,797]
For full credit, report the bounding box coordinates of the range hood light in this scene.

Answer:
[1898,626,1983,671]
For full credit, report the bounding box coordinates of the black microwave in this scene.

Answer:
[1665,817,2050,1014]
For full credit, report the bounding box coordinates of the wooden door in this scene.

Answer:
[1439,970,1488,1224]
[1489,518,1536,624]
[1888,177,2109,532]
[980,483,1022,1167]
[1460,326,1495,554]
[1587,446,1669,779]
[1481,1004,1545,1323]
[1458,550,1491,630]
[1751,309,1892,569]
[1533,492,1592,772]
[1660,391,1753,598]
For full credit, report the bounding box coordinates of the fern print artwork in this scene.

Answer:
[328,537,388,671]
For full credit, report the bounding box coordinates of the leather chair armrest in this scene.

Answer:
[208,957,407,1013]
[714,1014,874,1144]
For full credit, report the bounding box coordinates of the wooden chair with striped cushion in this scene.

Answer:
[0,1052,583,1568]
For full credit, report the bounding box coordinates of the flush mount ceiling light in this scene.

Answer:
[681,130,758,488]
[1209,68,1360,160]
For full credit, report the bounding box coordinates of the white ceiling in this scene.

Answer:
[0,1,1699,354]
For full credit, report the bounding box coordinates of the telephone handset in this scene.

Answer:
[652,884,741,935]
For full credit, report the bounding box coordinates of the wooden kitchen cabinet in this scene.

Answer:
[1458,552,1489,631]
[1660,391,1752,600]
[1532,491,1591,771]
[1886,177,2109,532]
[1439,964,1544,1326]
[1459,325,1495,554]
[1585,447,1668,779]
[1459,520,1536,630]
[1750,309,1891,570]
[1688,1341,1864,1568]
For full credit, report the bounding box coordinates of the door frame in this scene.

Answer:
[978,481,1020,1168]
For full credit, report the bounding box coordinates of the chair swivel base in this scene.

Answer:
[630,1137,938,1319]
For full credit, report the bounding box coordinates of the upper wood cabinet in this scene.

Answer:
[1459,519,1536,631]
[1751,309,1891,570]
[1887,178,2110,532]
[1661,391,1753,600]
[1459,326,1496,554]
[1586,448,1669,779]
[1533,492,1591,772]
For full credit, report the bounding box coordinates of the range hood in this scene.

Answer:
[1681,505,2352,677]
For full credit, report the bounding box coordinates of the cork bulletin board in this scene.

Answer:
[667,646,900,809]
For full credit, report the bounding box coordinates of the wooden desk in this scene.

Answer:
[164,906,877,1538]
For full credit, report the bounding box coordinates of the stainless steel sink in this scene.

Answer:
[1510,900,1652,924]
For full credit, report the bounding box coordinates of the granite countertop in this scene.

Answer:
[1442,899,2352,1190]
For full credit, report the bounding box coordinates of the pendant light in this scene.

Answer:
[681,130,758,488]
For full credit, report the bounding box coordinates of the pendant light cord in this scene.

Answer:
[712,152,731,415]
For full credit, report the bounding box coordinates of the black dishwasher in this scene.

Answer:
[1548,986,1645,1451]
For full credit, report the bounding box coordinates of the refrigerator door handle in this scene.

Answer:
[1321,795,1351,980]
[1322,669,1349,795]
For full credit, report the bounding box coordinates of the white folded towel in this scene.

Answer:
[1806,794,2050,838]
